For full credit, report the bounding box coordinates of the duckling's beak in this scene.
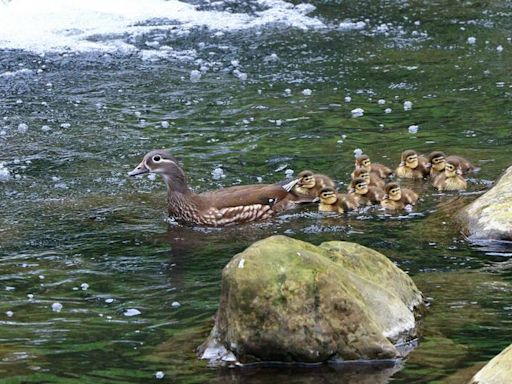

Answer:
[383,194,389,200]
[128,160,149,177]
[456,168,463,175]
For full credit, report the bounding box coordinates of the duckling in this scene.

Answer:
[395,150,430,179]
[129,150,301,227]
[381,182,419,210]
[317,187,358,213]
[350,168,385,189]
[428,151,475,178]
[292,170,336,200]
[351,155,392,179]
[427,151,447,179]
[349,177,386,206]
[432,159,467,191]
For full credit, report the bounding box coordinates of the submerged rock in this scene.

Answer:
[199,235,425,365]
[457,166,512,241]
[469,344,512,384]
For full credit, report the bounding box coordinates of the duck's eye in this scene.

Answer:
[363,160,370,166]
[153,155,161,162]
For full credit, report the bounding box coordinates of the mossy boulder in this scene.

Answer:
[199,235,425,365]
[457,166,512,241]
[469,344,512,384]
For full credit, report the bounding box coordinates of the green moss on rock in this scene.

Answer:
[199,235,425,365]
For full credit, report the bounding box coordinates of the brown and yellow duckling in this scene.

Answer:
[317,187,359,213]
[349,177,386,206]
[129,150,301,226]
[350,168,385,189]
[351,154,392,179]
[432,158,467,191]
[395,149,430,179]
[381,182,419,210]
[292,170,336,201]
[428,151,474,178]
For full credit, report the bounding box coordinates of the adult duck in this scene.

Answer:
[129,150,299,226]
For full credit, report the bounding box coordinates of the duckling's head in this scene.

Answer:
[319,187,338,205]
[352,168,370,182]
[297,170,316,189]
[429,151,446,172]
[355,155,371,170]
[129,150,188,192]
[401,150,419,169]
[444,159,461,178]
[384,182,402,201]
[351,177,368,195]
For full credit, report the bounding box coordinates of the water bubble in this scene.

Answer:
[275,119,283,126]
[171,301,181,308]
[52,302,63,312]
[285,169,294,177]
[497,45,504,52]
[284,88,292,96]
[378,99,386,105]
[105,298,114,304]
[230,60,240,67]
[0,163,10,182]
[211,167,225,180]
[60,123,71,129]
[155,371,165,379]
[467,36,476,44]
[344,96,352,103]
[190,70,201,82]
[18,123,28,133]
[41,125,51,132]
[161,121,170,129]
[80,283,89,291]
[27,294,34,300]
[256,176,263,183]
[351,107,364,117]
[353,148,363,157]
[265,53,279,62]
[124,308,141,317]
[403,101,413,111]
[385,108,392,114]
[134,111,141,118]
[6,311,14,317]
[147,173,156,181]
[302,88,312,96]
[16,99,23,104]
[408,125,419,134]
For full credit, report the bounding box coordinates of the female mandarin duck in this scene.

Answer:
[129,150,300,226]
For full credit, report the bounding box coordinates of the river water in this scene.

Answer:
[1,0,511,383]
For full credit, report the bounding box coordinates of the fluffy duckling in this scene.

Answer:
[351,155,392,179]
[381,182,419,210]
[317,187,358,213]
[351,168,385,189]
[395,150,430,179]
[293,170,336,200]
[432,159,467,191]
[349,177,386,206]
[428,151,475,179]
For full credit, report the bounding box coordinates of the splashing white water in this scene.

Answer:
[0,0,325,54]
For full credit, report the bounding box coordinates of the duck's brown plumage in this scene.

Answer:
[381,182,419,210]
[349,177,385,206]
[318,187,358,213]
[395,150,430,179]
[129,150,300,226]
[350,168,385,189]
[351,155,392,179]
[432,159,467,192]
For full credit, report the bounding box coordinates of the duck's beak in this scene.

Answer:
[128,160,149,177]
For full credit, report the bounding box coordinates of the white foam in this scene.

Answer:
[0,0,324,54]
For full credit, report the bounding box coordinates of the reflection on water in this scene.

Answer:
[1,0,512,383]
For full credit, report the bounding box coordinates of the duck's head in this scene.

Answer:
[318,187,338,205]
[352,168,370,182]
[129,150,188,192]
[444,159,462,178]
[429,151,446,172]
[355,155,371,170]
[401,150,419,169]
[351,177,368,195]
[297,170,316,189]
[384,182,402,201]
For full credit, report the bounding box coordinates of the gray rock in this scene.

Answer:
[469,344,512,384]
[457,166,512,241]
[199,235,425,365]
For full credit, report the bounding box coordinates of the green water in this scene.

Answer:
[1,1,512,383]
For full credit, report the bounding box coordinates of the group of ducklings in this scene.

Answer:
[293,149,474,213]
